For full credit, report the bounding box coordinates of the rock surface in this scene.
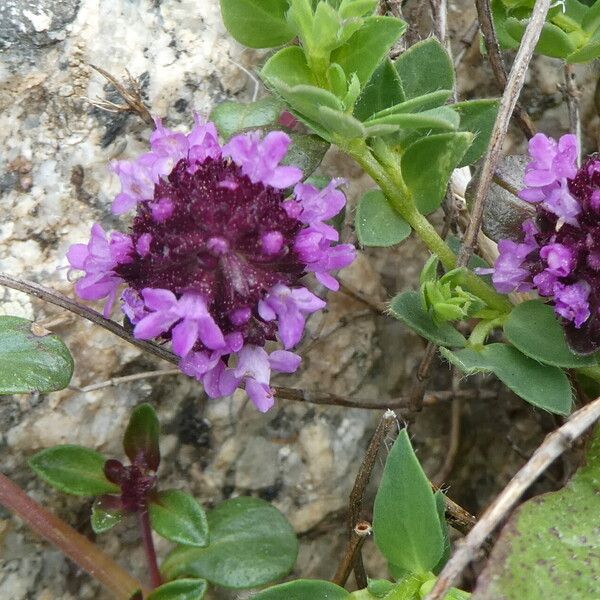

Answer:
[0,0,594,598]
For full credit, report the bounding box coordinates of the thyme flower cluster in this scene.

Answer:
[67,117,355,410]
[483,133,600,354]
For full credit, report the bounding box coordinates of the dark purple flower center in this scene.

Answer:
[115,156,306,348]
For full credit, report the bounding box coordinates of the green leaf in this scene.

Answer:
[261,46,318,88]
[0,316,74,395]
[28,445,119,496]
[252,580,351,599]
[440,343,572,415]
[355,189,411,247]
[219,0,295,48]
[123,403,160,471]
[389,291,467,348]
[161,497,298,589]
[339,0,378,18]
[394,38,454,99]
[146,579,208,600]
[91,498,123,534]
[373,429,445,573]
[566,33,600,63]
[209,98,285,139]
[318,105,366,138]
[368,89,453,120]
[354,59,405,121]
[401,132,472,214]
[471,426,600,600]
[149,490,209,547]
[433,491,451,574]
[504,301,598,368]
[490,0,521,48]
[365,106,460,131]
[505,18,578,58]
[453,99,499,166]
[583,0,600,32]
[330,16,407,86]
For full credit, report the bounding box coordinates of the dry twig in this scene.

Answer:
[86,65,154,126]
[475,0,537,139]
[429,0,448,45]
[458,0,552,268]
[424,395,600,600]
[71,369,181,393]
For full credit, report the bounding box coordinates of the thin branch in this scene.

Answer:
[71,369,181,393]
[564,63,582,166]
[458,0,551,268]
[407,342,439,413]
[475,0,537,139]
[433,484,477,536]
[0,273,497,410]
[424,395,600,600]
[0,273,176,364]
[332,521,373,587]
[0,472,147,599]
[333,410,397,587]
[87,65,154,126]
[429,0,448,45]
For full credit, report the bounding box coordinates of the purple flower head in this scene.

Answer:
[487,134,600,354]
[519,133,581,226]
[68,116,355,408]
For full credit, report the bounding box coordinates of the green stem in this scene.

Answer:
[345,140,512,313]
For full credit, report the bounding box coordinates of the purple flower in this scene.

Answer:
[519,133,581,225]
[66,224,133,317]
[223,130,302,189]
[134,289,225,357]
[554,281,591,328]
[258,284,326,349]
[487,134,600,354]
[68,116,355,408]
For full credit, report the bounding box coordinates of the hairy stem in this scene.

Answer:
[0,472,147,599]
[138,507,162,589]
[345,141,511,312]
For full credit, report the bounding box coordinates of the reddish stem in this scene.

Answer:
[138,507,162,589]
[0,472,147,599]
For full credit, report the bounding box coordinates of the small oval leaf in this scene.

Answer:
[394,38,455,99]
[29,445,119,496]
[0,316,74,395]
[504,301,598,368]
[161,497,298,589]
[356,189,411,247]
[440,343,572,415]
[219,0,295,49]
[252,580,351,600]
[91,498,123,534]
[210,98,285,140]
[146,578,208,600]
[402,132,472,214]
[123,403,160,471]
[149,490,209,547]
